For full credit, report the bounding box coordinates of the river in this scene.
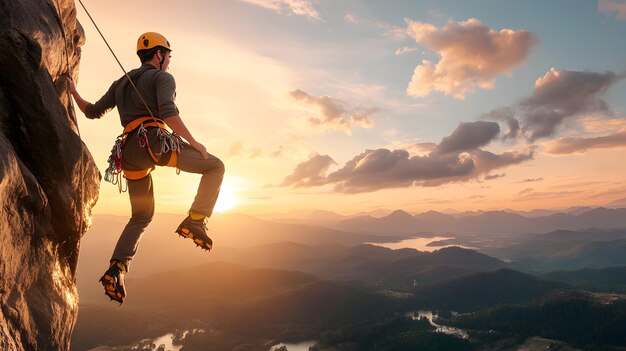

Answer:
[271,340,317,350]
[409,310,469,339]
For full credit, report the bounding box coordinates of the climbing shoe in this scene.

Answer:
[175,215,213,251]
[99,259,127,304]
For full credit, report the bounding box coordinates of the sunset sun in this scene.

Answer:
[213,176,243,213]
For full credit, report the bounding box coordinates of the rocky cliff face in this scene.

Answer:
[0,0,99,350]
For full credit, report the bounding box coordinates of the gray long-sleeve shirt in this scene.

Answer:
[85,64,179,126]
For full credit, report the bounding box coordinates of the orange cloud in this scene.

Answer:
[545,130,626,154]
[599,0,626,20]
[239,0,321,20]
[280,154,336,187]
[228,142,245,157]
[290,89,376,132]
[579,115,626,134]
[405,18,537,99]
[227,142,265,159]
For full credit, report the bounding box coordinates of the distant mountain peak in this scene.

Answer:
[308,209,344,216]
[385,209,413,218]
[414,210,454,222]
[578,207,610,215]
[423,210,443,215]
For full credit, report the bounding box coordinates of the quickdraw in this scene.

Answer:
[157,127,184,155]
[137,124,148,147]
[103,137,126,192]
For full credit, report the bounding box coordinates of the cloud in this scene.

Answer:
[599,0,626,20]
[270,147,284,158]
[482,107,519,139]
[239,0,321,20]
[395,46,417,55]
[227,142,264,158]
[279,122,533,193]
[522,177,544,183]
[484,68,624,141]
[325,147,532,192]
[411,142,438,154]
[484,173,506,180]
[326,149,475,192]
[518,68,623,140]
[513,188,584,201]
[228,142,244,157]
[545,130,626,154]
[249,148,262,158]
[344,13,358,23]
[517,188,534,196]
[470,149,534,177]
[290,89,376,132]
[405,18,537,99]
[436,121,500,154]
[579,115,626,134]
[386,26,410,40]
[280,154,336,187]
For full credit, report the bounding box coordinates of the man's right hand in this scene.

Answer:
[163,115,209,159]
[66,76,77,95]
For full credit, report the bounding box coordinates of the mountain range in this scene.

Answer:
[77,208,626,303]
[73,262,392,351]
[331,207,626,236]
[411,268,569,310]
[73,206,626,350]
[482,228,626,271]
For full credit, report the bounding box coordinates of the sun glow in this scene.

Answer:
[213,176,244,213]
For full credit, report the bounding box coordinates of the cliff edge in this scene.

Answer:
[0,0,100,350]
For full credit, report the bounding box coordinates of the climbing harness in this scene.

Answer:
[76,0,184,191]
[103,117,184,192]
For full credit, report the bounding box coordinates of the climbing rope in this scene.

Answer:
[76,0,163,126]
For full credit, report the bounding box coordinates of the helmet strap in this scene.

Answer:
[158,50,165,70]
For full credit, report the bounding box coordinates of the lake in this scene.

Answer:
[151,333,180,351]
[369,236,456,251]
[87,330,310,351]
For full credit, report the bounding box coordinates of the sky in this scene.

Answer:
[73,0,626,217]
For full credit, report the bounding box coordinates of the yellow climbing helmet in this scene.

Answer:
[136,32,171,54]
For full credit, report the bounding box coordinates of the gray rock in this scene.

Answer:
[0,0,99,350]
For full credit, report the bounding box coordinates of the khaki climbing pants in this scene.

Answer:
[110,127,225,268]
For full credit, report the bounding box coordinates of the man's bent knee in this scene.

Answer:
[217,158,225,175]
[128,214,153,227]
[206,158,225,176]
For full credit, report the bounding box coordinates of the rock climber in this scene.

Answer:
[68,32,224,304]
